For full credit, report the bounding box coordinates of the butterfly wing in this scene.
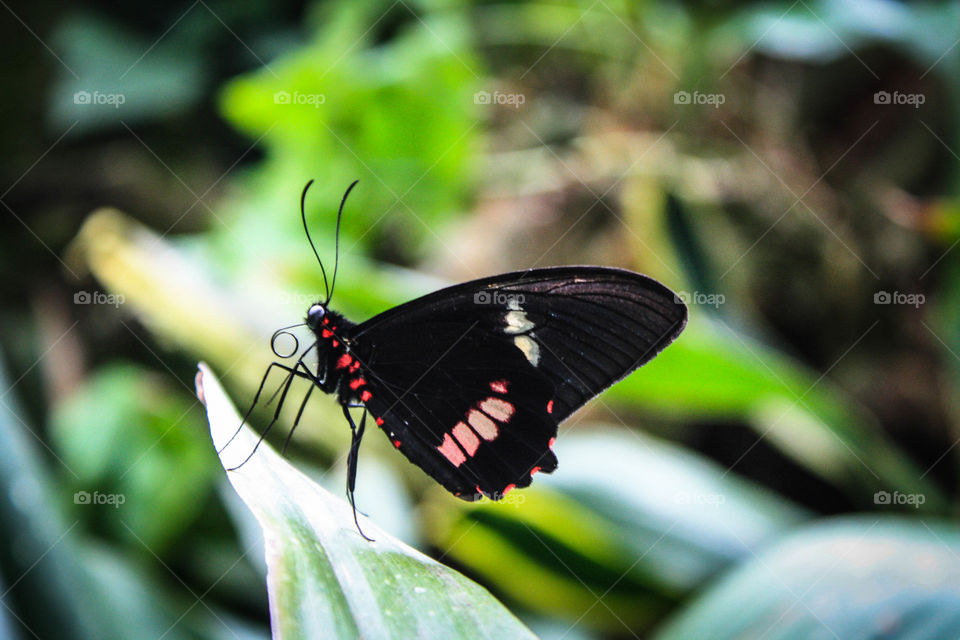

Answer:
[347,266,687,500]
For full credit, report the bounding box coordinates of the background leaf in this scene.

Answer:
[655,516,960,640]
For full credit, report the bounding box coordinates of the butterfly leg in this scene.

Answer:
[219,361,314,455]
[342,405,374,541]
[280,367,315,456]
[225,362,312,471]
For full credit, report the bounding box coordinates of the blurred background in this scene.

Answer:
[4,0,960,638]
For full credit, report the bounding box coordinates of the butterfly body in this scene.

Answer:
[302,266,686,502]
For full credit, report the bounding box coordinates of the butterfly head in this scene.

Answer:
[306,303,327,331]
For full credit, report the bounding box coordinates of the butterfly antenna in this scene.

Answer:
[326,179,359,305]
[301,179,330,303]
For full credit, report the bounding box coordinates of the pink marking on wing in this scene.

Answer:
[375,417,384,426]
[548,437,556,448]
[479,397,515,423]
[489,379,509,394]
[468,409,499,441]
[360,390,372,402]
[452,422,480,456]
[322,329,333,338]
[530,466,541,477]
[336,354,352,369]
[349,377,366,390]
[332,340,339,348]
[503,484,516,495]
[546,400,554,414]
[438,433,466,467]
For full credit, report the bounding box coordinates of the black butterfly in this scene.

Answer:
[231,181,687,538]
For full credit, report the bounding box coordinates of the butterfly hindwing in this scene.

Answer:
[354,320,558,499]
[345,266,686,500]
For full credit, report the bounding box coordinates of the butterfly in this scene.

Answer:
[231,180,687,539]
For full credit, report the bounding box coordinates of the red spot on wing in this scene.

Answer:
[336,354,352,369]
[530,466,541,477]
[452,422,480,456]
[321,329,333,338]
[489,379,509,394]
[360,390,372,402]
[546,400,554,414]
[479,397,515,423]
[548,437,556,448]
[332,340,339,348]
[349,361,360,373]
[468,409,499,441]
[349,377,366,390]
[438,433,466,467]
[503,484,516,495]
[375,417,384,426]
[322,317,329,325]
[393,440,401,448]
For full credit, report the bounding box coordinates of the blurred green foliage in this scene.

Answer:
[5,0,960,638]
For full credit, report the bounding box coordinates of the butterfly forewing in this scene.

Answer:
[345,266,686,500]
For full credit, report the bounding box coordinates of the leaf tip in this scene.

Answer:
[195,362,207,406]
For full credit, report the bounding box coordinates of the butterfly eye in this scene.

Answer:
[307,304,326,326]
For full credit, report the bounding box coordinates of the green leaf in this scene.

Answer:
[608,316,946,510]
[216,0,481,265]
[423,428,808,634]
[654,516,960,639]
[51,363,216,552]
[196,362,536,640]
[0,351,209,640]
